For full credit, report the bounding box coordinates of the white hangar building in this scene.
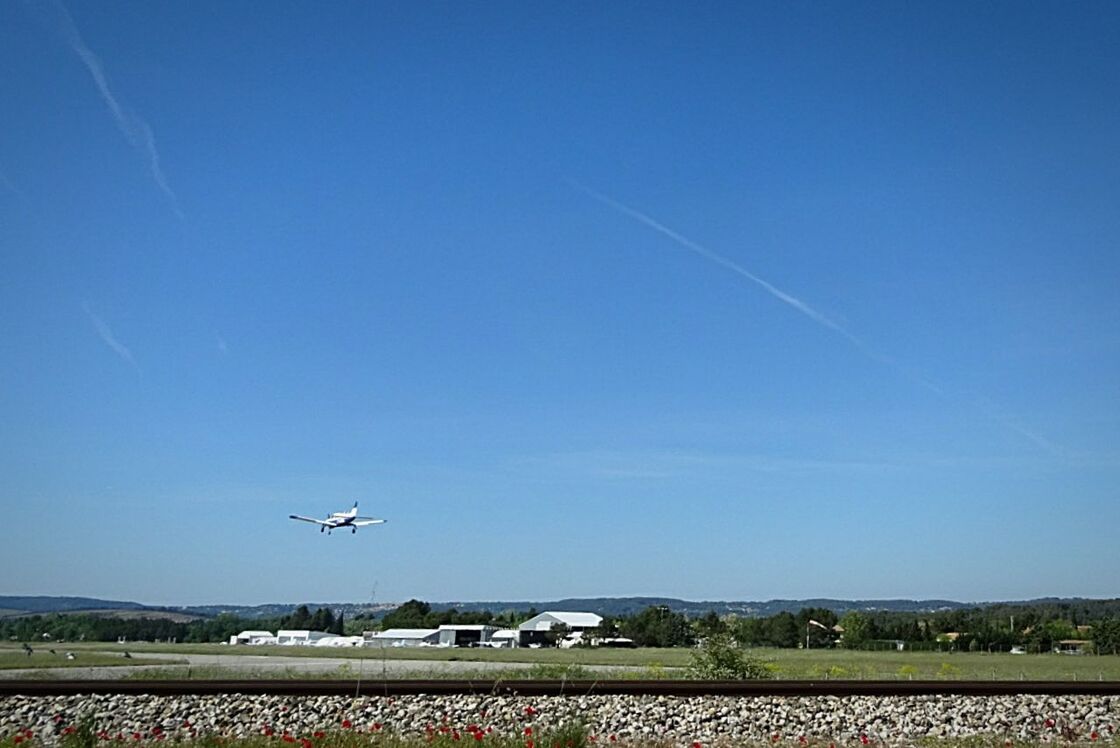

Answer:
[363,628,440,647]
[518,611,602,647]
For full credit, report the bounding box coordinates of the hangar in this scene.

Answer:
[437,624,498,647]
[276,629,334,646]
[518,611,602,647]
[229,630,277,645]
[363,628,440,647]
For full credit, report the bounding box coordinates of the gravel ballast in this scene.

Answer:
[2,693,1118,745]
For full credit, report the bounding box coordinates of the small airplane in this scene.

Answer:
[289,502,387,534]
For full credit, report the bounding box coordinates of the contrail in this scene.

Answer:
[571,180,878,355]
[83,303,137,367]
[573,181,1063,454]
[28,0,183,219]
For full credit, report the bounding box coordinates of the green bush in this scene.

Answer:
[686,634,771,679]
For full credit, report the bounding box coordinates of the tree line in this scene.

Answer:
[3,598,1119,654]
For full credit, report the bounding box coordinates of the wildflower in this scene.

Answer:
[526,741,534,748]
[468,725,479,733]
[525,707,537,717]
[14,738,24,746]
[525,728,533,737]
[314,732,325,739]
[609,736,617,743]
[373,723,383,731]
[301,740,313,748]
[473,733,484,742]
[1091,732,1100,741]
[693,742,703,748]
[55,715,64,723]
[23,731,34,739]
[182,721,192,729]
[1045,719,1056,729]
[486,728,493,734]
[799,738,808,746]
[282,735,296,743]
[263,727,276,737]
[63,726,77,735]
[453,731,462,741]
[860,735,870,745]
[152,727,163,736]
[132,732,143,741]
[342,720,353,730]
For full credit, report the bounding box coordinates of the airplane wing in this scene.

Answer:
[352,519,387,527]
[289,514,331,526]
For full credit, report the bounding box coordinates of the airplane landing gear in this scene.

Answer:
[352,527,356,534]
[320,526,325,533]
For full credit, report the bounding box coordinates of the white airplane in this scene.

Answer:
[289,502,387,534]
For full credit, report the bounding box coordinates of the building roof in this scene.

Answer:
[367,628,439,639]
[491,629,517,638]
[438,624,498,631]
[236,630,274,638]
[519,611,603,631]
[277,630,332,637]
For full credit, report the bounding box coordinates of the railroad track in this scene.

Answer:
[4,679,1120,697]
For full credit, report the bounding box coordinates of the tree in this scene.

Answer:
[381,599,432,629]
[765,612,800,648]
[620,606,695,647]
[694,610,728,640]
[839,612,870,650]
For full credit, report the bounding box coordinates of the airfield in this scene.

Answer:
[4,642,1120,681]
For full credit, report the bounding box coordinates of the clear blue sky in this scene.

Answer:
[2,1,1118,607]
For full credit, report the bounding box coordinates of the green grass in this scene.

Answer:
[4,642,1119,680]
[0,650,175,670]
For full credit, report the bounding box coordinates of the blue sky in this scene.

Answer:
[1,1,1118,607]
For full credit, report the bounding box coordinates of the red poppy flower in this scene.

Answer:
[132,733,142,741]
[1091,732,1100,741]
[860,735,870,745]
[342,720,353,730]
[693,742,702,748]
[473,733,484,742]
[301,740,313,748]
[524,728,533,737]
[526,741,534,748]
[282,735,296,743]
[314,732,325,739]
[14,738,24,746]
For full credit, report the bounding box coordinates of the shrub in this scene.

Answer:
[686,634,771,679]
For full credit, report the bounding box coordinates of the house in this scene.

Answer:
[1056,639,1092,655]
[518,611,602,647]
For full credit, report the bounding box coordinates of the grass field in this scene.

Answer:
[6,642,1119,680]
[0,650,174,670]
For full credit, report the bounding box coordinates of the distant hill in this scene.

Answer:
[6,594,1118,621]
[425,597,973,618]
[0,596,150,617]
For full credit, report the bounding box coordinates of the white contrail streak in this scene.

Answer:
[571,180,873,351]
[573,181,1063,455]
[84,304,136,367]
[29,0,183,218]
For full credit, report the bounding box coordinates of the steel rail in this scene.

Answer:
[3,680,1120,697]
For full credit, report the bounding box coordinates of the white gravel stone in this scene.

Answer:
[0,694,1117,746]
